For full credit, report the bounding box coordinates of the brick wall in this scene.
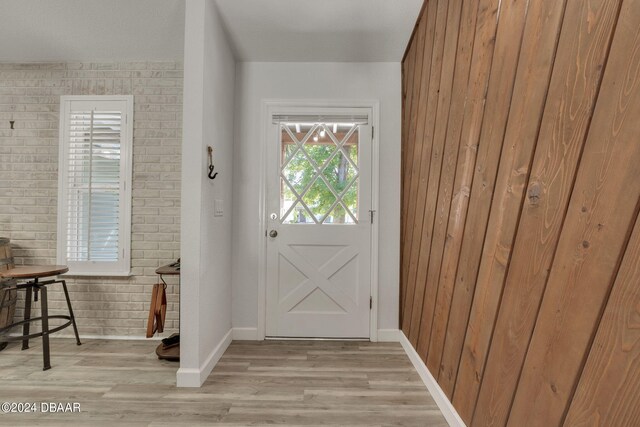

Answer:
[0,62,182,337]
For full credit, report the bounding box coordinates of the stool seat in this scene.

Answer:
[0,265,69,279]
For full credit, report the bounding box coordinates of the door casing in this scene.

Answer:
[257,99,380,341]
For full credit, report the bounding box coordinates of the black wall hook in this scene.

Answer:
[207,146,218,180]
[208,164,218,180]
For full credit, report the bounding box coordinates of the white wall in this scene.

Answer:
[231,62,401,335]
[178,0,235,387]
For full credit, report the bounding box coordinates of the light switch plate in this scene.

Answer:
[214,199,223,217]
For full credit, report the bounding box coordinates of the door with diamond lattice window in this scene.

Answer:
[265,110,372,338]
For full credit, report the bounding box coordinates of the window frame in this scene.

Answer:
[56,95,134,276]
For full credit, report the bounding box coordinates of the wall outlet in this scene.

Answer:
[214,199,223,217]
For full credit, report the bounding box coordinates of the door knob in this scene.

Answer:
[269,230,278,238]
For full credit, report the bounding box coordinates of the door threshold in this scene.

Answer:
[265,336,370,341]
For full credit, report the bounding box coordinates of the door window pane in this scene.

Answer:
[280,122,359,224]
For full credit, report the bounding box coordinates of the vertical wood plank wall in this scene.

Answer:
[399,0,640,426]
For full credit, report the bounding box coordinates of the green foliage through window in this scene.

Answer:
[281,124,359,224]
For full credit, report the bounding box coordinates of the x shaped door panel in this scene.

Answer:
[278,244,359,314]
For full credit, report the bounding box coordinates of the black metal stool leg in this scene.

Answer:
[61,280,81,345]
[22,286,32,350]
[40,286,51,371]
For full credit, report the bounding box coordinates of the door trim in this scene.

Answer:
[257,99,380,341]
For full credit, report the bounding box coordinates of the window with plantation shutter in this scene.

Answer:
[57,96,133,276]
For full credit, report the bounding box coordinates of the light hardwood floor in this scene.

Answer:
[0,339,447,426]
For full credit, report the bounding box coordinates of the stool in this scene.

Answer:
[0,265,81,370]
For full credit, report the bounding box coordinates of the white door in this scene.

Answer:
[265,110,373,338]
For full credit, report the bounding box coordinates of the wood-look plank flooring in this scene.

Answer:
[0,339,447,426]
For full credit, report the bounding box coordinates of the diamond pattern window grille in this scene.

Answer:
[280,122,359,224]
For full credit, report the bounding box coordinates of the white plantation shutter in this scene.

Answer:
[58,96,133,276]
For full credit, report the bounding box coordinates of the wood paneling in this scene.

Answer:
[400,0,640,426]
[402,1,436,337]
[413,0,466,356]
[420,0,480,372]
[508,1,640,423]
[400,34,418,328]
[426,0,500,382]
[408,0,457,348]
[564,212,640,426]
[562,9,640,425]
[473,0,622,425]
[437,0,528,398]
[454,0,568,420]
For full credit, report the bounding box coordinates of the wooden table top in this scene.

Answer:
[0,265,69,279]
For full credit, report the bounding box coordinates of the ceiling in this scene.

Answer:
[0,0,185,62]
[214,0,423,62]
[0,0,421,63]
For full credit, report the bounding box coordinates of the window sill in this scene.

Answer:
[60,271,132,278]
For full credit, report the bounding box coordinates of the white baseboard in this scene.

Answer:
[232,327,259,340]
[9,332,163,341]
[230,328,399,342]
[399,331,466,427]
[176,328,232,387]
[377,329,402,342]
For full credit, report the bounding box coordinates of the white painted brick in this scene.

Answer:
[0,61,182,337]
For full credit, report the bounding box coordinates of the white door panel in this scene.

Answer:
[266,112,372,338]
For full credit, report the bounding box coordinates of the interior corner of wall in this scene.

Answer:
[232,327,259,341]
[377,329,402,342]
